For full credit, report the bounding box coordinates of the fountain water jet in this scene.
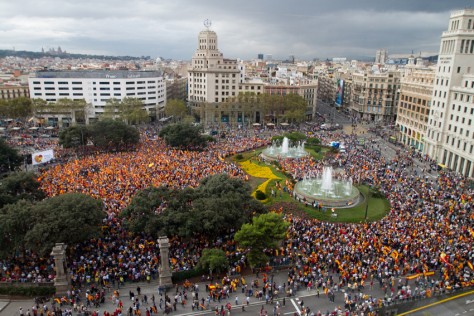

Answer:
[261,136,308,160]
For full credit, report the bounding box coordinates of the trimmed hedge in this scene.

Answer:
[171,268,204,283]
[255,190,267,200]
[0,285,56,297]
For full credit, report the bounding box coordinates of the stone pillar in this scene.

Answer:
[50,243,69,295]
[158,237,173,289]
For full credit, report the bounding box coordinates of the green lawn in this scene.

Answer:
[233,152,390,223]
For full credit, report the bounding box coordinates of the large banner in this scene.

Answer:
[32,149,54,165]
[335,79,344,107]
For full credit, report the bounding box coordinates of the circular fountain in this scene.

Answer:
[293,166,360,208]
[261,137,309,160]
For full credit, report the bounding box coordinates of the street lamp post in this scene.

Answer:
[271,273,274,303]
[364,187,370,220]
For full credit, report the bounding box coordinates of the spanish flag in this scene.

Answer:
[468,261,474,271]
[440,252,449,264]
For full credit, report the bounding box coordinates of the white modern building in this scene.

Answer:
[28,70,166,125]
[424,9,474,177]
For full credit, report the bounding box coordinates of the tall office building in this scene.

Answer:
[187,26,240,104]
[187,26,240,124]
[424,9,474,177]
[375,49,388,64]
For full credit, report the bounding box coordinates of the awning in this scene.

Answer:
[11,127,21,130]
[29,126,39,130]
[45,126,55,130]
[280,122,289,126]
[252,123,261,126]
[266,123,275,126]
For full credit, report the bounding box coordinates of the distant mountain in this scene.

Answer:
[0,49,149,61]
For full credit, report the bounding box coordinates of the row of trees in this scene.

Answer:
[163,93,308,125]
[0,97,151,126]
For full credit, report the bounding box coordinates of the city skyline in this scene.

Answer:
[0,0,472,60]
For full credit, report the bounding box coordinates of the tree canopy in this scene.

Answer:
[234,212,289,268]
[58,125,89,148]
[0,139,23,174]
[197,249,229,275]
[25,193,105,256]
[164,99,188,122]
[0,199,35,258]
[121,174,266,239]
[158,122,207,149]
[0,192,104,258]
[0,171,45,209]
[0,97,33,120]
[103,97,149,125]
[88,119,140,151]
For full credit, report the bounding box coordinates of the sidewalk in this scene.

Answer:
[0,268,389,315]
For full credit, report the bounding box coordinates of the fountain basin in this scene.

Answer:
[293,167,361,208]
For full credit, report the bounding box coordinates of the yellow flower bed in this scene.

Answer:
[240,161,280,179]
[240,161,280,199]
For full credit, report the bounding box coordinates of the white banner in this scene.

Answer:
[32,149,55,165]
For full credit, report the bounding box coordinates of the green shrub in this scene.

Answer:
[306,137,321,146]
[370,188,385,199]
[235,154,244,160]
[255,190,267,200]
[283,132,306,143]
[0,285,56,297]
[271,136,284,143]
[172,268,204,283]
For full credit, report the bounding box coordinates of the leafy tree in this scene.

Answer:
[234,212,289,268]
[282,93,307,123]
[0,171,45,208]
[164,99,188,122]
[122,174,265,239]
[55,98,87,124]
[25,193,105,256]
[190,174,265,236]
[59,125,89,148]
[0,200,35,258]
[120,186,174,235]
[158,122,207,149]
[88,119,140,151]
[103,98,149,125]
[197,249,228,275]
[102,98,122,120]
[119,97,149,125]
[0,139,23,173]
[0,97,33,121]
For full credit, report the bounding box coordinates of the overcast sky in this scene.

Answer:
[0,0,472,60]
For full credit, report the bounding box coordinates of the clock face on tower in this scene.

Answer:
[203,19,212,29]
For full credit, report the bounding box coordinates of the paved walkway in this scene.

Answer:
[0,268,391,315]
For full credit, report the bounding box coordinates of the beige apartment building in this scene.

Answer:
[350,70,401,123]
[0,84,30,100]
[396,68,435,152]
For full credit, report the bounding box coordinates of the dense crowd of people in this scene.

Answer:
[1,122,473,315]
